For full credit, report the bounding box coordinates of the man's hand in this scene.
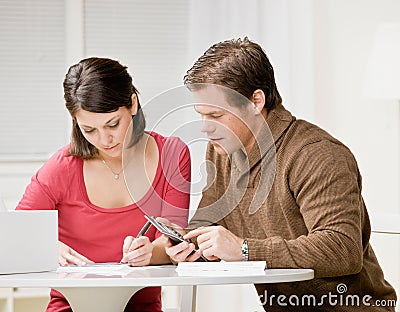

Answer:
[184,226,244,261]
[157,217,203,263]
[165,240,203,263]
[58,241,94,266]
[121,236,153,266]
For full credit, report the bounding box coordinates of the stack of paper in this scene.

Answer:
[176,261,266,276]
[56,263,134,276]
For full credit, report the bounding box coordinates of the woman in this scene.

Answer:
[16,57,191,311]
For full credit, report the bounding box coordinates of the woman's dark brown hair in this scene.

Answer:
[183,37,282,111]
[63,57,146,159]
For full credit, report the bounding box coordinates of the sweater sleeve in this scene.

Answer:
[248,140,364,278]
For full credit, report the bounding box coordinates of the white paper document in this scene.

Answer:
[176,261,267,276]
[56,263,135,276]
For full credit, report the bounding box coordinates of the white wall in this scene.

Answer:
[313,0,400,214]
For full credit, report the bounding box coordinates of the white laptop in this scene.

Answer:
[0,210,58,274]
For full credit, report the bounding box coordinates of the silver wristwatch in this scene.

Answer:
[242,239,249,261]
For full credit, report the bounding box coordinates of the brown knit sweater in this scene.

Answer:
[191,104,397,311]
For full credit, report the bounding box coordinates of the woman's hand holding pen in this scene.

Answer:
[58,241,94,266]
[121,235,153,266]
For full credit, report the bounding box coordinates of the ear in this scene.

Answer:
[251,89,265,115]
[130,93,138,115]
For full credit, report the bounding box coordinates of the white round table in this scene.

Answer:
[0,265,314,312]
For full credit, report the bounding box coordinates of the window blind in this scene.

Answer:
[84,0,190,130]
[0,0,67,156]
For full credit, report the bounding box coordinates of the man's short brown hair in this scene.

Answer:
[184,37,282,111]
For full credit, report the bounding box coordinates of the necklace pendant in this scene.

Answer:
[114,174,119,180]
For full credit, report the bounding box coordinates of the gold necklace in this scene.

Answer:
[101,157,123,180]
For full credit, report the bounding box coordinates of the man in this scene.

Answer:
[166,37,397,311]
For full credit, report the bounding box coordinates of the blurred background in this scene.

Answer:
[0,0,399,311]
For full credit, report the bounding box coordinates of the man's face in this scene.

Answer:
[193,86,256,155]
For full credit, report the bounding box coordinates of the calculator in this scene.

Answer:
[145,215,208,262]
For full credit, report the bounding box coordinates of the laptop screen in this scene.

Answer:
[0,210,58,274]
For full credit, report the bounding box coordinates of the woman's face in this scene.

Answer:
[75,106,135,159]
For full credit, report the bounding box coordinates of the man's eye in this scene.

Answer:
[109,121,119,128]
[211,115,222,119]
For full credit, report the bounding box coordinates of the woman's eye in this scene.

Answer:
[83,129,95,133]
[211,115,222,119]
